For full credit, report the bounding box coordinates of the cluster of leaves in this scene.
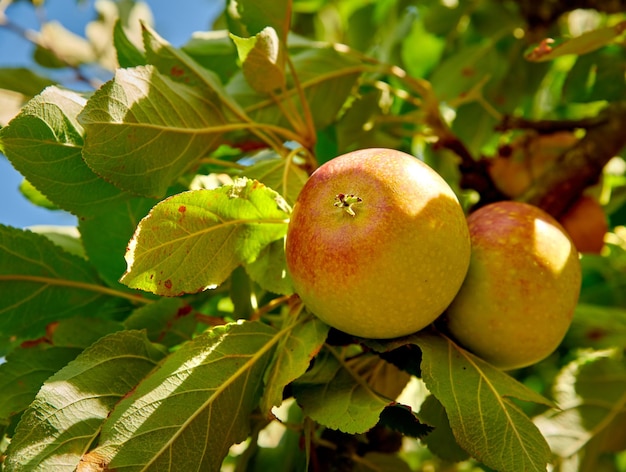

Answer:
[0,0,625,471]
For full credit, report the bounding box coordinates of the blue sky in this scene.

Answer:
[0,0,225,228]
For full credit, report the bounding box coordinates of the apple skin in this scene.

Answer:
[444,201,582,370]
[285,148,471,339]
[559,195,607,254]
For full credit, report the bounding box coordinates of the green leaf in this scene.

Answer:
[181,30,239,84]
[81,321,277,471]
[564,303,626,351]
[354,452,413,472]
[113,19,147,68]
[261,310,329,412]
[418,395,469,462]
[227,46,362,133]
[292,346,394,434]
[33,21,96,68]
[121,178,290,296]
[378,403,434,439]
[413,331,552,472]
[124,298,199,347]
[430,43,502,103]
[0,68,55,97]
[0,346,80,422]
[525,21,626,62]
[534,349,626,461]
[28,225,85,259]
[241,155,308,206]
[78,65,243,198]
[4,330,166,471]
[142,23,248,122]
[0,317,124,424]
[231,27,286,93]
[0,225,127,340]
[79,196,156,289]
[226,0,292,42]
[244,238,293,295]
[0,87,126,217]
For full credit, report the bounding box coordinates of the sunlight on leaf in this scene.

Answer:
[121,178,290,296]
[0,225,127,340]
[261,309,329,412]
[293,345,396,434]
[0,87,126,217]
[414,331,552,472]
[241,155,308,206]
[82,320,277,471]
[534,349,626,463]
[231,26,286,93]
[79,65,241,197]
[4,331,166,471]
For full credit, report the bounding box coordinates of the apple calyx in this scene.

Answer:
[334,193,363,216]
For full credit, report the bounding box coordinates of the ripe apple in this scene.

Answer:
[285,148,471,339]
[559,195,607,254]
[444,201,582,369]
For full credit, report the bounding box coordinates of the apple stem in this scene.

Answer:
[334,193,363,216]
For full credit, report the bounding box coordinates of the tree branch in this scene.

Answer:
[518,102,626,218]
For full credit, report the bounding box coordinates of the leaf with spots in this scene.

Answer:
[121,178,291,296]
[413,331,553,472]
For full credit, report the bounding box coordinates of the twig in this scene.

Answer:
[519,102,626,218]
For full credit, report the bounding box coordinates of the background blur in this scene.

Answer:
[0,0,224,228]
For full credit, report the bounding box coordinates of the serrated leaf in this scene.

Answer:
[0,346,80,422]
[79,196,156,289]
[4,330,166,472]
[227,46,362,133]
[226,0,292,41]
[181,30,239,83]
[0,68,56,97]
[113,19,147,68]
[242,156,308,206]
[418,395,469,462]
[292,346,393,434]
[78,65,240,198]
[379,403,434,439]
[413,331,552,472]
[0,87,126,217]
[0,317,124,423]
[81,320,278,471]
[525,21,626,62]
[534,349,626,460]
[121,178,290,296]
[0,225,126,340]
[142,24,248,121]
[35,21,96,67]
[124,297,198,347]
[231,27,286,93]
[261,309,329,412]
[244,238,293,295]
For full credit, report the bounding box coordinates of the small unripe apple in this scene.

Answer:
[285,148,471,339]
[444,201,582,370]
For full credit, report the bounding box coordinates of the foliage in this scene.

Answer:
[0,0,625,470]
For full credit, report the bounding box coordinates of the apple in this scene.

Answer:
[285,148,471,339]
[444,201,582,370]
[559,195,607,254]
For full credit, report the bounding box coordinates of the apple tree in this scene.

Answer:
[0,0,625,470]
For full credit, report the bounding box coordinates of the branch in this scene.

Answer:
[518,102,626,218]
